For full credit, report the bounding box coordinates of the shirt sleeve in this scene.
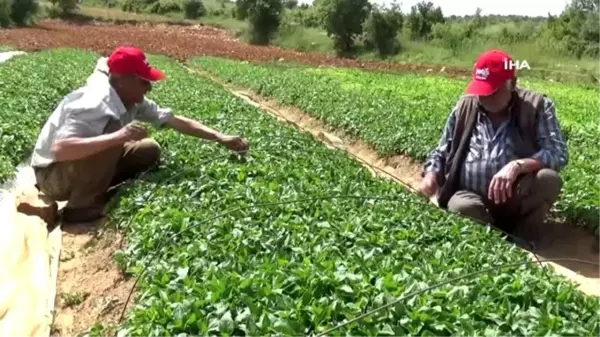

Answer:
[134,97,174,128]
[422,104,458,177]
[55,99,109,140]
[531,96,569,171]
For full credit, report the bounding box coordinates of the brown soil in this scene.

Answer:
[50,221,135,337]
[188,66,600,297]
[0,20,468,78]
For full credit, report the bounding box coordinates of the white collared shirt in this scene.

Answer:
[30,57,173,168]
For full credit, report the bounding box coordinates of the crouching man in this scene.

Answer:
[30,46,249,224]
[418,49,569,239]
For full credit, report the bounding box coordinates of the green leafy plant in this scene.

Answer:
[0,49,98,182]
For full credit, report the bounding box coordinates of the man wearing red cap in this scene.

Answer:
[418,49,569,241]
[30,46,249,223]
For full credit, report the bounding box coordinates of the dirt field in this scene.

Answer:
[0,20,468,77]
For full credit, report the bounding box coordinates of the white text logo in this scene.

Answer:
[504,58,530,70]
[475,67,489,79]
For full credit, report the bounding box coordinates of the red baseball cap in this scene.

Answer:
[465,49,515,96]
[107,46,165,82]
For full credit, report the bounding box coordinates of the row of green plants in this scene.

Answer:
[189,57,600,233]
[120,52,599,335]
[0,49,97,181]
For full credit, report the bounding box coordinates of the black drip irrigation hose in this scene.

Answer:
[312,257,600,337]
[112,147,579,327]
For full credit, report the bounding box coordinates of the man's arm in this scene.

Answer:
[51,104,124,162]
[164,115,227,142]
[422,105,458,178]
[53,133,124,162]
[135,98,231,143]
[518,96,569,174]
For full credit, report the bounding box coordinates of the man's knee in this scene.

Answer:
[535,168,562,200]
[124,138,161,169]
[138,138,161,164]
[447,191,491,224]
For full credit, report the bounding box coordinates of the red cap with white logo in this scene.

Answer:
[107,46,165,82]
[465,49,516,96]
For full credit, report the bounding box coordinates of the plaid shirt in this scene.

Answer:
[423,96,569,197]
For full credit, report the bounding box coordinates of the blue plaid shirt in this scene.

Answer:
[423,96,569,197]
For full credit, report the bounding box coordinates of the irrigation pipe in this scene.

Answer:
[312,257,600,337]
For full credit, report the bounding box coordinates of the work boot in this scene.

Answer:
[60,206,106,224]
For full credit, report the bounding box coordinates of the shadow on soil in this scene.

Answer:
[529,221,599,279]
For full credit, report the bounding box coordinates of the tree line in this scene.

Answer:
[1,0,598,62]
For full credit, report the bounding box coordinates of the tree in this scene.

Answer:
[317,0,371,56]
[283,0,297,9]
[182,0,206,18]
[9,0,38,25]
[363,4,403,58]
[237,0,284,45]
[0,0,11,27]
[406,0,444,39]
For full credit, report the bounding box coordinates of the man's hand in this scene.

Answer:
[115,122,148,143]
[419,172,439,198]
[488,160,522,204]
[218,135,249,153]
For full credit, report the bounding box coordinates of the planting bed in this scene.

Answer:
[189,58,600,233]
[2,49,599,335]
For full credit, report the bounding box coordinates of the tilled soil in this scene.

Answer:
[0,19,469,77]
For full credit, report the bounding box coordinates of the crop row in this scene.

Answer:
[0,49,98,182]
[111,55,599,334]
[188,58,600,233]
[3,50,598,335]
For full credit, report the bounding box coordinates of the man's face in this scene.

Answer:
[478,82,512,113]
[118,75,152,104]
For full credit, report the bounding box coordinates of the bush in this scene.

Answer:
[0,0,12,27]
[48,0,78,16]
[288,6,320,28]
[237,0,284,45]
[363,6,402,58]
[317,0,371,57]
[430,22,468,56]
[146,0,180,14]
[182,0,205,18]
[120,0,152,13]
[9,0,38,25]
